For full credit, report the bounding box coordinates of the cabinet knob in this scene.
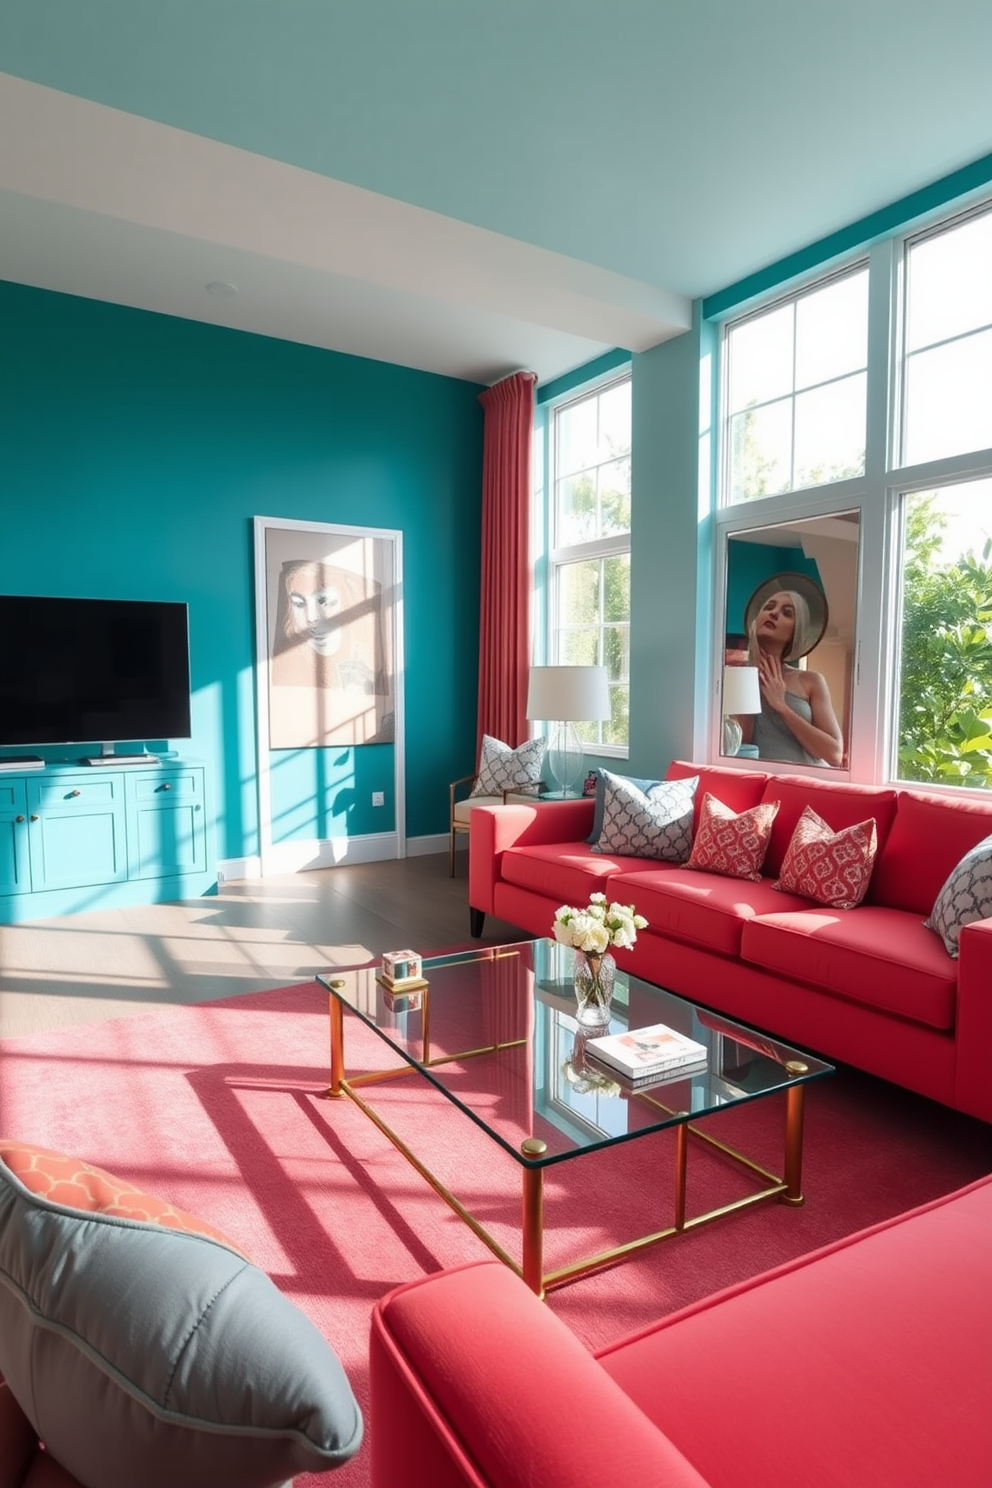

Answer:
[70,789,81,798]
[15,814,25,823]
[30,814,39,822]
[161,782,172,791]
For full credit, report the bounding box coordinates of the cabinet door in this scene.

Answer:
[0,779,31,895]
[125,769,207,879]
[27,776,129,890]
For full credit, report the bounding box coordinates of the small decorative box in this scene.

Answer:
[382,949,423,984]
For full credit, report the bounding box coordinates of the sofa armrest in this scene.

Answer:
[369,1261,709,1488]
[468,800,595,916]
[954,916,992,1122]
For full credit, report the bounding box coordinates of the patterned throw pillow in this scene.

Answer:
[0,1140,245,1250]
[470,734,546,796]
[774,805,878,909]
[926,832,992,957]
[591,772,698,860]
[688,793,780,882]
[0,1142,363,1488]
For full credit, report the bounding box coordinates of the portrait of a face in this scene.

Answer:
[264,534,395,748]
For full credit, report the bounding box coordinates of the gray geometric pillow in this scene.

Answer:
[592,772,698,861]
[926,832,992,958]
[0,1151,363,1488]
[471,733,546,796]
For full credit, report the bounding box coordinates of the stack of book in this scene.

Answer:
[584,1022,708,1089]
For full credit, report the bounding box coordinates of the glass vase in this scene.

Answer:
[572,949,616,1027]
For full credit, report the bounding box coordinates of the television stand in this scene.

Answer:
[81,753,161,767]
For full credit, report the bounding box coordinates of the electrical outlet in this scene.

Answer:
[372,791,385,807]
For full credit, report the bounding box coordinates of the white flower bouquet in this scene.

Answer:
[552,892,648,954]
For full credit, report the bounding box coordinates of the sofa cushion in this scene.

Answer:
[470,734,545,796]
[740,905,957,1030]
[501,842,636,905]
[597,1178,992,1488]
[0,1143,363,1488]
[775,806,878,909]
[758,776,898,879]
[687,794,779,881]
[870,788,992,915]
[610,866,811,958]
[926,832,992,957]
[591,773,697,861]
[666,760,769,828]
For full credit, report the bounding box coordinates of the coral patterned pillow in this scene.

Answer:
[687,793,780,881]
[0,1140,243,1250]
[775,805,878,909]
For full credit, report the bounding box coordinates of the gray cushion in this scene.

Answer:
[585,768,663,844]
[591,772,698,861]
[926,831,992,957]
[0,1152,362,1488]
[470,733,546,796]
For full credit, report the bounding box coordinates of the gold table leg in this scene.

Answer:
[782,1062,808,1205]
[326,984,346,1098]
[521,1137,547,1296]
[674,1116,689,1231]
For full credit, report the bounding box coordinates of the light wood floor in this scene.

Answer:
[0,853,527,1039]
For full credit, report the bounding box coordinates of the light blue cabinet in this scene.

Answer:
[27,774,129,890]
[0,779,31,896]
[0,761,212,922]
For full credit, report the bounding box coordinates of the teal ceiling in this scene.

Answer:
[7,0,992,297]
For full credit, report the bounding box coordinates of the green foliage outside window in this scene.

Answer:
[899,497,992,787]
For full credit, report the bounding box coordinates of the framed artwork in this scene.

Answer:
[719,510,860,769]
[254,516,400,750]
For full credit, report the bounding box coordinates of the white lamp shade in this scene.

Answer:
[723,666,762,715]
[526,665,611,722]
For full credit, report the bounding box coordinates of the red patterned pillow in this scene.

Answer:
[0,1140,244,1252]
[774,805,878,909]
[687,793,780,881]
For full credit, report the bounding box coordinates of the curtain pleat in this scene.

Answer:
[476,371,537,751]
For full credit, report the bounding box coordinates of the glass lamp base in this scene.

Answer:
[546,721,585,797]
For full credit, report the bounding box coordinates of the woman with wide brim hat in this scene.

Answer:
[734,572,844,766]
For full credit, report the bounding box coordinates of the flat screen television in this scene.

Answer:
[0,595,191,749]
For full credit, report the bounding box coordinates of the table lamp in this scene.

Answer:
[722,666,762,755]
[525,665,611,797]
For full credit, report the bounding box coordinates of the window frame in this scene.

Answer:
[709,197,992,797]
[542,370,632,758]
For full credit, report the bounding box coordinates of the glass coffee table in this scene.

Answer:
[316,939,833,1296]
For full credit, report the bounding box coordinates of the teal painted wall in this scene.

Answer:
[0,282,483,861]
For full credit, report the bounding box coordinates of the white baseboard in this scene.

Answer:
[217,832,452,883]
[406,832,453,857]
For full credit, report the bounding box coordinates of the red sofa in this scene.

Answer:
[469,762,992,1123]
[369,1173,992,1488]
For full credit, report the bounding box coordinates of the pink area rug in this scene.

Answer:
[2,980,990,1488]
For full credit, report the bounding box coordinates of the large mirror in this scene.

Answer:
[721,511,860,768]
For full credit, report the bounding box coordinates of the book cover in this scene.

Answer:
[585,1023,707,1078]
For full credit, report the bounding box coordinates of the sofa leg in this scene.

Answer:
[470,907,485,938]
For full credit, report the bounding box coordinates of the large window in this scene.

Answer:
[902,210,992,466]
[548,376,631,750]
[716,198,992,793]
[725,267,868,503]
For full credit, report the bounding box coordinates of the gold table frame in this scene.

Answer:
[322,963,819,1298]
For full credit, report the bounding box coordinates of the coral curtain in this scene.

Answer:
[476,370,538,751]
